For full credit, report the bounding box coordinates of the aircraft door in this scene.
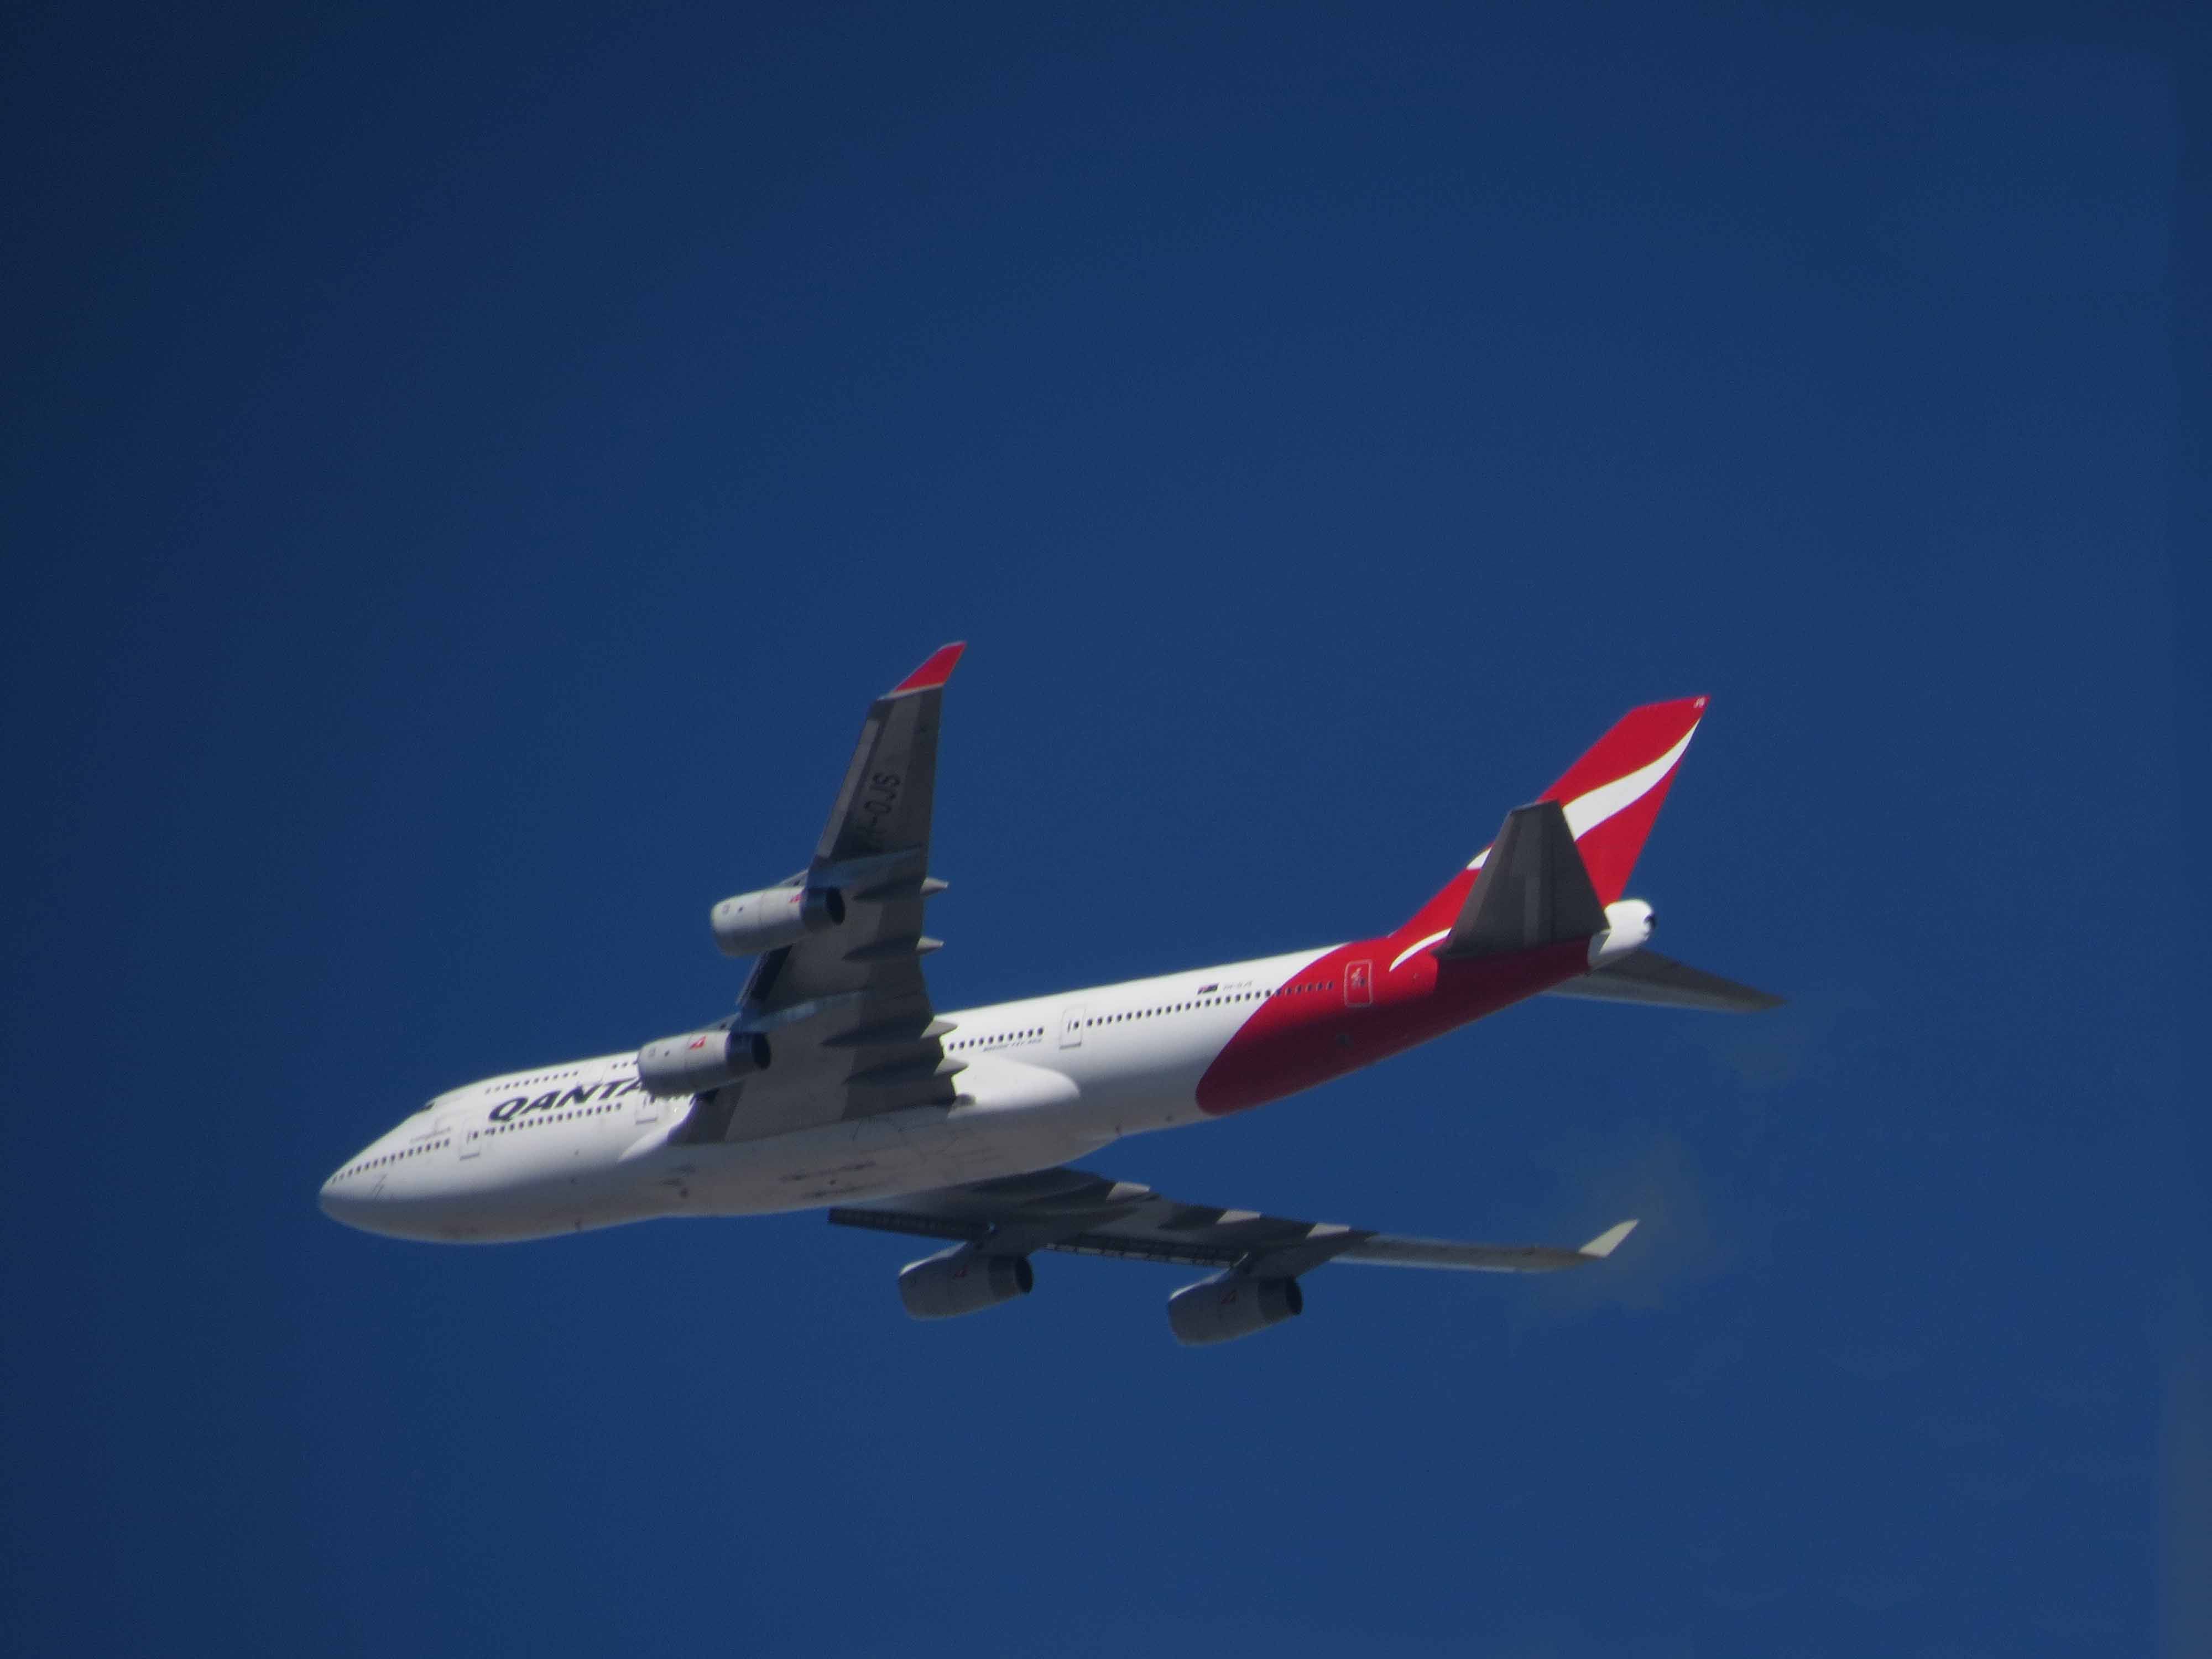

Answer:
[1344,961,1373,1007]
[1060,1005,1086,1048]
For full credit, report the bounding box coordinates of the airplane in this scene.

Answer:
[320,644,1779,1345]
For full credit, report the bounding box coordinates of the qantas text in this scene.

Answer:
[488,1078,646,1121]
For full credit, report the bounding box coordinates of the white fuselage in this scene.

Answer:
[319,679,1734,1261]
[319,947,1334,1244]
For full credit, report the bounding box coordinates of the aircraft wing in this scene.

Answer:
[828,1165,1636,1277]
[677,644,966,1145]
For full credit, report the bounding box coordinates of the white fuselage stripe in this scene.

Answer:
[1563,727,1697,840]
[1389,929,1450,972]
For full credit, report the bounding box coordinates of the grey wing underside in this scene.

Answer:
[830,1165,1637,1277]
[679,646,965,1147]
[1543,949,1783,1013]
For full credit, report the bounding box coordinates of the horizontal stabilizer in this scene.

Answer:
[1438,800,1608,960]
[1544,950,1783,1013]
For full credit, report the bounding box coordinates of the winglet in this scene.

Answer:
[1578,1219,1639,1259]
[887,642,967,697]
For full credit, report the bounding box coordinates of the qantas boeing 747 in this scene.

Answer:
[321,645,1778,1345]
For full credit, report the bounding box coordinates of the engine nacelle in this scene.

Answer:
[709,884,846,957]
[897,1246,1035,1319]
[636,1029,770,1097]
[1166,1272,1305,1346]
[1587,898,1655,968]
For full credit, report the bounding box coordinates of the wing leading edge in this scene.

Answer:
[677,645,966,1148]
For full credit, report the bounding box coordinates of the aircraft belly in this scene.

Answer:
[1053,1018,1235,1134]
[676,1105,1117,1216]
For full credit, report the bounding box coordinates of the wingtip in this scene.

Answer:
[1579,1219,1639,1259]
[888,641,967,696]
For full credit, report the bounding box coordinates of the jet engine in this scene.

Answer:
[1587,898,1655,968]
[710,884,846,957]
[1166,1272,1304,1346]
[897,1245,1035,1319]
[637,1029,770,1097]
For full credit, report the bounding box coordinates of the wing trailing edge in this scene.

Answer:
[835,1170,1642,1278]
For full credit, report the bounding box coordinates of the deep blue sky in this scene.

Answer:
[5,4,2205,1655]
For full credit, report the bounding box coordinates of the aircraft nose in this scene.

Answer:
[319,1146,456,1241]
[319,1169,359,1227]
[318,1159,388,1233]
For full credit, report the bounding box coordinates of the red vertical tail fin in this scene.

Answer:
[1392,697,1709,948]
[1537,695,1707,904]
